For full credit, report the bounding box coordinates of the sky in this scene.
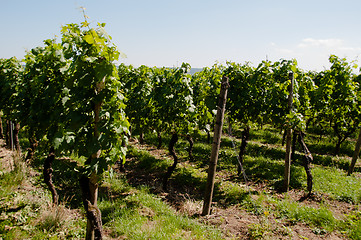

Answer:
[1,0,361,71]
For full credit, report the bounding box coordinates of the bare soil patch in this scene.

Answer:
[0,139,15,173]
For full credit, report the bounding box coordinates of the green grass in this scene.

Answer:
[271,196,361,239]
[0,158,26,197]
[191,142,212,167]
[127,145,171,172]
[214,180,250,205]
[343,211,361,240]
[248,126,283,145]
[0,148,224,239]
[312,166,361,203]
[244,155,306,190]
[129,126,361,239]
[311,154,353,171]
[99,175,223,240]
[0,155,86,239]
[172,164,207,190]
[3,122,361,239]
[275,198,337,232]
[305,128,356,157]
[99,128,361,239]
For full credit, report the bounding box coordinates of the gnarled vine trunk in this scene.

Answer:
[334,140,342,156]
[186,134,194,161]
[13,122,20,152]
[297,131,313,196]
[79,172,102,240]
[333,124,353,156]
[206,129,211,144]
[139,132,144,144]
[157,131,162,149]
[43,147,58,205]
[162,133,179,191]
[348,128,361,176]
[80,90,104,240]
[25,136,38,163]
[237,126,250,175]
[282,129,287,146]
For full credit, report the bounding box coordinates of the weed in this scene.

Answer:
[248,211,272,239]
[173,164,207,191]
[342,211,361,240]
[216,181,249,205]
[248,223,268,239]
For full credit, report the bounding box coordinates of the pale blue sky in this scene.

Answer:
[1,0,361,71]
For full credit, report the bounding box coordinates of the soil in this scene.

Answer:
[123,138,353,240]
[0,139,83,238]
[0,139,15,173]
[0,137,355,239]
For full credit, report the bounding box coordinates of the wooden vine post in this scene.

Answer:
[9,120,14,151]
[284,72,294,192]
[202,76,229,216]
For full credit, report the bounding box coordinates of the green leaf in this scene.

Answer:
[81,21,89,28]
[54,137,63,149]
[84,34,94,44]
[62,96,70,105]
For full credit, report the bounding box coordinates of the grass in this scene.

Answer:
[127,145,171,172]
[215,180,250,205]
[133,126,361,239]
[271,196,361,239]
[0,143,224,239]
[0,155,26,196]
[0,153,86,239]
[306,131,356,157]
[275,198,338,232]
[2,122,361,239]
[244,155,307,190]
[254,128,283,145]
[312,166,361,203]
[139,126,359,199]
[99,175,223,239]
[343,211,361,240]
